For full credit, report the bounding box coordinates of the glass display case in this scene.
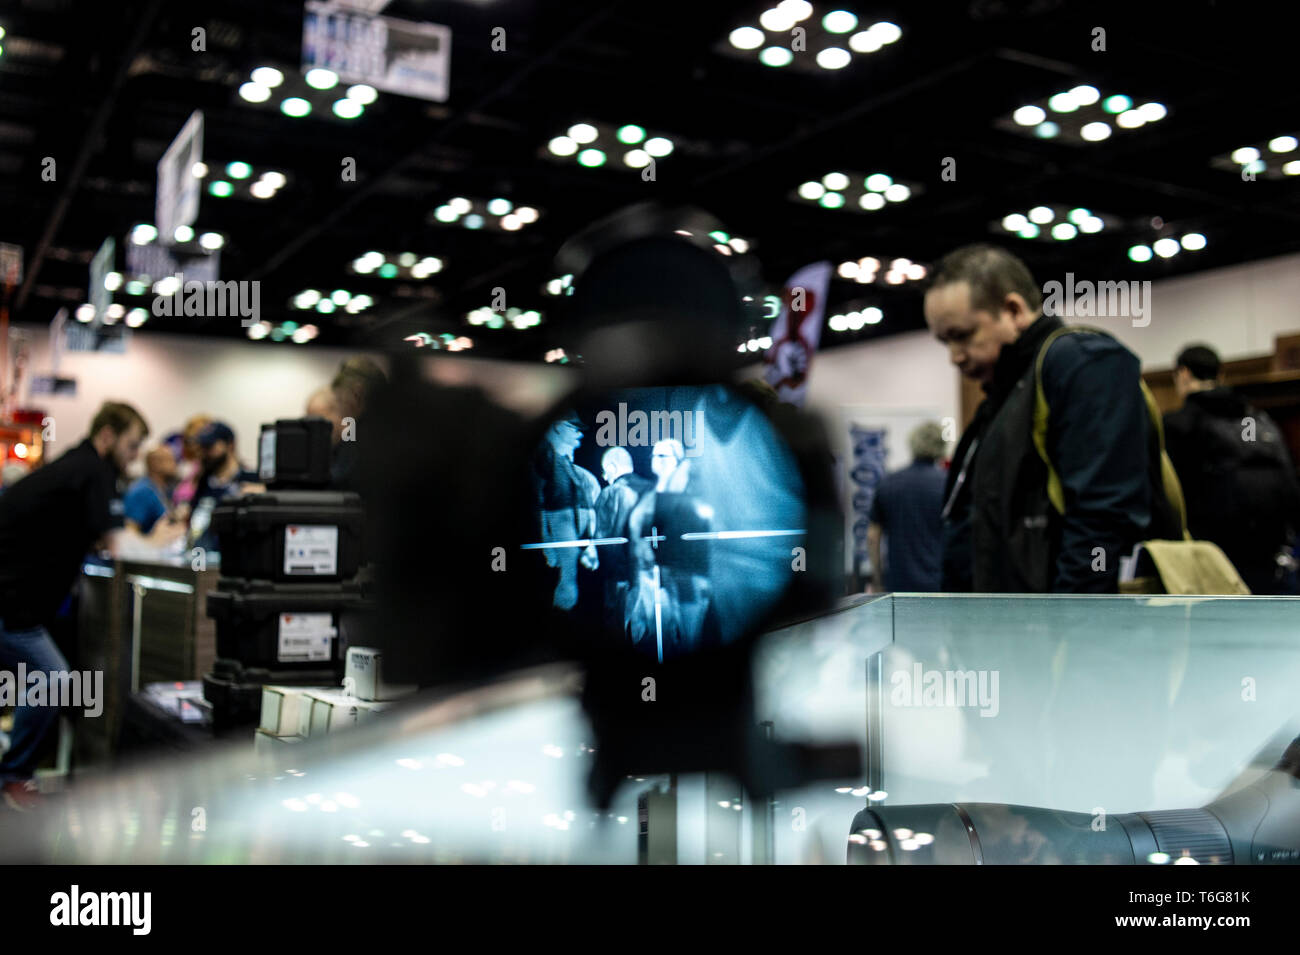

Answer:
[3,594,1298,864]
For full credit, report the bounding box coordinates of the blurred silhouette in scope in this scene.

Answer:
[357,203,857,810]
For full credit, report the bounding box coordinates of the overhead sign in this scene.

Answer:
[66,323,128,355]
[156,111,204,246]
[30,376,77,396]
[89,237,115,324]
[125,242,220,286]
[302,1,451,103]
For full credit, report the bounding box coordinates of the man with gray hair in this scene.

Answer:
[924,244,1176,592]
[868,421,948,592]
[590,447,653,630]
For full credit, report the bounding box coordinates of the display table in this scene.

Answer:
[75,557,221,766]
[7,594,1300,864]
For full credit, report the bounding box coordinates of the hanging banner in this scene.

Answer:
[89,237,115,324]
[763,260,832,406]
[156,111,204,246]
[303,1,451,103]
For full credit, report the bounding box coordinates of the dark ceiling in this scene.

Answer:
[2,0,1298,360]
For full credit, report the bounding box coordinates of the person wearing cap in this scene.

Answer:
[189,421,261,552]
[533,413,600,610]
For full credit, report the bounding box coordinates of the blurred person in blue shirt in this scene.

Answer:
[868,421,948,592]
[123,446,180,536]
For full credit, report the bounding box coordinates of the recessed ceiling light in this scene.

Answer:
[1080,121,1112,142]
[869,21,902,44]
[251,67,284,88]
[822,10,858,34]
[1047,91,1078,112]
[239,82,271,104]
[816,47,851,70]
[1070,85,1101,106]
[1138,102,1167,122]
[1268,135,1298,153]
[644,137,674,157]
[346,84,377,105]
[729,26,765,50]
[567,123,598,144]
[760,8,798,31]
[759,47,793,68]
[1013,105,1046,126]
[548,135,578,156]
[849,31,883,53]
[305,68,339,90]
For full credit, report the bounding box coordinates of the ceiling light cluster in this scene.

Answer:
[194,160,287,201]
[1000,87,1166,144]
[1211,134,1300,179]
[404,332,473,351]
[737,335,774,353]
[430,196,540,232]
[704,229,751,256]
[836,256,926,284]
[723,4,902,73]
[467,307,543,330]
[248,320,319,343]
[238,65,377,121]
[130,222,226,250]
[997,206,1109,242]
[545,122,675,171]
[544,348,572,364]
[1128,234,1207,263]
[794,171,917,212]
[74,303,149,328]
[544,273,576,296]
[291,288,374,315]
[827,306,884,332]
[351,251,444,279]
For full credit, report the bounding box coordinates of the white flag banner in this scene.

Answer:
[763,260,832,406]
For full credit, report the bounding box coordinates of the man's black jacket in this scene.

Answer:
[942,315,1162,593]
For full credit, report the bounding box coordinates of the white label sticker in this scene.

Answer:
[277,612,336,663]
[259,429,277,481]
[284,524,339,575]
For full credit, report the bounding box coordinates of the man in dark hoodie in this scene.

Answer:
[925,245,1177,593]
[1163,344,1300,594]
